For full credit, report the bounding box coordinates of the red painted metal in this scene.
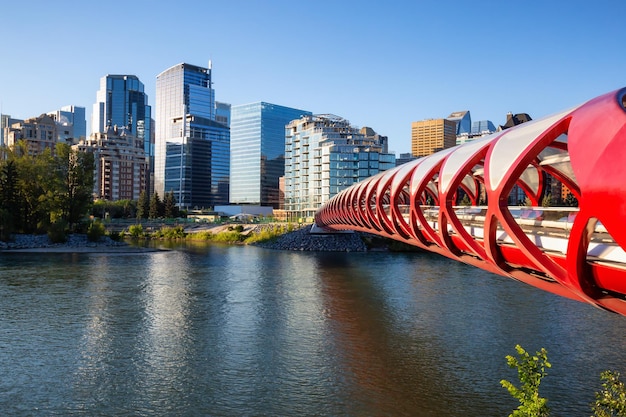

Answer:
[315,88,626,315]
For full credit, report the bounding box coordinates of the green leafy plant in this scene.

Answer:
[592,371,626,417]
[152,225,186,240]
[128,224,144,238]
[501,344,551,417]
[86,220,105,242]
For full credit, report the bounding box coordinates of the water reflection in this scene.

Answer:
[1,247,626,416]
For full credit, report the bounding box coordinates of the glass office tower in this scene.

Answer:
[92,75,152,191]
[230,102,310,208]
[92,74,152,148]
[155,62,230,209]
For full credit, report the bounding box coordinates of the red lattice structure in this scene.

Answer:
[315,88,626,315]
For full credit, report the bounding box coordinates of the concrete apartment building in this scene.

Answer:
[4,114,58,155]
[74,126,148,201]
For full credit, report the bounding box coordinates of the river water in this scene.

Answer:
[1,243,625,416]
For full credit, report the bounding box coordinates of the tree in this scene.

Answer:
[163,191,179,218]
[501,344,551,417]
[53,143,95,230]
[137,191,150,219]
[0,160,19,240]
[10,142,56,232]
[564,192,578,208]
[149,192,163,219]
[592,371,626,417]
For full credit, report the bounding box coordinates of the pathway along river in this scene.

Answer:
[1,242,626,416]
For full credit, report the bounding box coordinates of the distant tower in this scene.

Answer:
[447,111,471,135]
[47,105,86,143]
[155,62,230,209]
[230,102,311,208]
[411,118,457,158]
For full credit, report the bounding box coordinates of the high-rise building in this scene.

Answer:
[155,62,230,209]
[215,101,231,127]
[92,75,153,192]
[47,105,86,143]
[471,120,496,136]
[92,74,152,141]
[284,114,395,221]
[230,102,311,208]
[74,126,148,201]
[411,118,457,158]
[447,110,471,135]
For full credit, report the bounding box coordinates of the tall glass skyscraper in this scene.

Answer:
[92,74,152,145]
[155,62,230,209]
[92,75,153,191]
[230,102,310,208]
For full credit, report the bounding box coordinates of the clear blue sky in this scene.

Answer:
[1,0,624,155]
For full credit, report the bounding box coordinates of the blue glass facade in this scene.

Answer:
[92,75,152,191]
[92,75,152,152]
[155,63,229,209]
[471,120,496,135]
[230,102,310,208]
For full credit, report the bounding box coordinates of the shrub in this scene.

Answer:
[152,225,185,240]
[244,225,287,244]
[47,220,68,243]
[128,224,144,238]
[187,231,214,241]
[108,230,121,241]
[212,230,243,243]
[87,221,106,242]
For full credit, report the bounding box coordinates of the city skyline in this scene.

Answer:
[1,0,625,155]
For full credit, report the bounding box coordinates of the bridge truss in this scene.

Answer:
[315,88,626,315]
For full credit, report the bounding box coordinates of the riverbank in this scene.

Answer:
[0,233,155,253]
[1,224,419,253]
[251,225,368,252]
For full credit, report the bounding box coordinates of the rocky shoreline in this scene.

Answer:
[0,233,142,253]
[1,225,412,253]
[251,225,368,252]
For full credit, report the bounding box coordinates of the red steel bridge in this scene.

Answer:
[315,88,626,316]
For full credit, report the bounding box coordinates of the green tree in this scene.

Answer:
[10,142,56,232]
[163,191,179,218]
[592,371,626,417]
[137,191,149,219]
[459,194,471,206]
[53,143,95,230]
[149,192,163,219]
[564,192,578,208]
[0,160,19,240]
[501,344,551,417]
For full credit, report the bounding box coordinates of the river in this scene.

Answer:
[1,243,625,416]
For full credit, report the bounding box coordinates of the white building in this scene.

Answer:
[284,114,395,222]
